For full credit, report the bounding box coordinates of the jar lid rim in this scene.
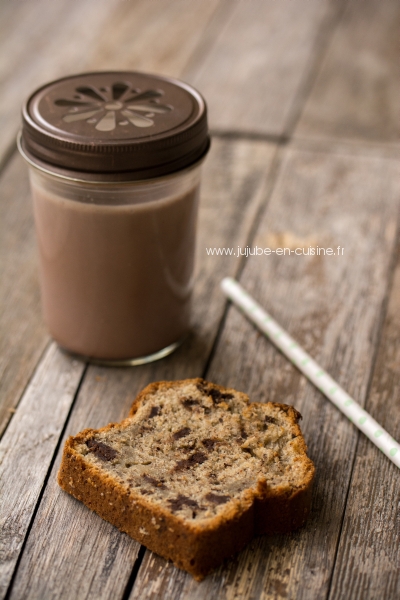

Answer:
[21,71,209,179]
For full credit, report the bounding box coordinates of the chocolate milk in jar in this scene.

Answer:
[19,72,209,364]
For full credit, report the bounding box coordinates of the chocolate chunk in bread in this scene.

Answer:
[172,427,191,440]
[86,439,118,461]
[58,378,315,580]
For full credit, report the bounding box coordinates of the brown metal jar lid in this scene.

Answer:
[20,71,210,181]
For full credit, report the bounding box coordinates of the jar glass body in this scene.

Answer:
[27,163,202,364]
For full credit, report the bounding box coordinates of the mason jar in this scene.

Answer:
[19,71,209,365]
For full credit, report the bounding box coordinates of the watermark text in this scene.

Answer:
[205,245,345,257]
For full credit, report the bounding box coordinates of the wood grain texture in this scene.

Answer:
[128,144,400,599]
[0,0,221,166]
[0,153,49,436]
[3,1,400,597]
[295,0,400,144]
[0,0,116,167]
[190,0,340,136]
[0,344,85,599]
[328,247,400,600]
[7,137,278,600]
[85,0,224,77]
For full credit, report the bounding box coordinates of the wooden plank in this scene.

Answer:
[328,247,400,599]
[0,153,49,436]
[128,144,400,598]
[189,0,341,136]
[7,137,278,600]
[88,0,227,77]
[0,0,222,431]
[0,344,85,599]
[0,0,116,167]
[0,0,222,166]
[295,0,400,144]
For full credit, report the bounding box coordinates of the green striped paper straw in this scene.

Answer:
[221,277,400,470]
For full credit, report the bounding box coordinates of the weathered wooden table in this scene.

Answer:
[1,1,400,598]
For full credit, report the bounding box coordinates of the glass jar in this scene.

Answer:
[19,71,209,364]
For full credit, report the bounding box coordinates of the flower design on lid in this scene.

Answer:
[55,82,172,131]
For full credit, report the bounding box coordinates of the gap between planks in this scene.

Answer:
[3,137,278,600]
[3,141,400,600]
[0,344,87,599]
[128,145,400,600]
[3,140,400,600]
[326,233,400,600]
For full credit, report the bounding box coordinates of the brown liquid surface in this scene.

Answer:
[32,183,199,360]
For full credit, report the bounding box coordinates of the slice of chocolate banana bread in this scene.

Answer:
[58,379,315,580]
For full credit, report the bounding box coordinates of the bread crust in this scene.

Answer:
[58,378,315,579]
